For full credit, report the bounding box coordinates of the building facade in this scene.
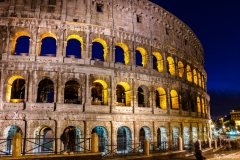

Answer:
[0,0,210,154]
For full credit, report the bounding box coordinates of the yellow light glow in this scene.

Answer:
[116,43,129,65]
[153,52,164,72]
[186,65,192,82]
[167,57,175,76]
[156,87,167,109]
[178,61,184,78]
[198,73,202,87]
[193,69,198,85]
[118,82,131,106]
[67,35,84,56]
[136,47,148,67]
[92,38,108,61]
[38,32,57,56]
[202,76,205,89]
[6,76,24,102]
[202,98,205,114]
[10,99,24,103]
[170,90,179,109]
[94,80,108,105]
[197,96,201,112]
[11,31,30,54]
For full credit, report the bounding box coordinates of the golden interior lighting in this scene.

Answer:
[11,31,30,54]
[197,96,201,112]
[152,52,164,72]
[156,87,167,109]
[186,65,192,82]
[116,42,130,65]
[202,76,205,89]
[136,47,148,67]
[178,61,184,78]
[167,57,175,76]
[170,90,179,109]
[6,75,24,102]
[38,32,57,56]
[67,35,84,56]
[93,80,108,105]
[118,82,131,106]
[202,98,205,114]
[92,38,108,61]
[193,69,198,85]
[198,73,202,87]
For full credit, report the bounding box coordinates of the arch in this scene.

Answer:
[91,80,108,105]
[192,127,198,143]
[64,80,81,104]
[202,98,205,114]
[157,126,168,149]
[115,42,129,65]
[197,96,201,113]
[116,82,131,106]
[92,126,108,153]
[92,38,108,61]
[198,73,202,87]
[6,75,25,103]
[3,125,22,154]
[117,126,132,153]
[156,87,167,109]
[62,126,82,152]
[167,57,175,75]
[193,69,198,85]
[183,126,190,146]
[34,125,54,153]
[152,52,163,72]
[186,65,192,82]
[66,35,83,58]
[38,32,57,56]
[11,31,30,54]
[137,85,149,108]
[202,76,205,89]
[139,126,151,150]
[178,61,184,78]
[136,47,148,67]
[170,90,179,109]
[172,126,180,149]
[37,78,54,103]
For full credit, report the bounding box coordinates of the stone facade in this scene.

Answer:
[0,0,210,154]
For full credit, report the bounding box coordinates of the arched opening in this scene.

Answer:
[64,80,81,104]
[3,126,22,154]
[137,87,144,107]
[186,65,192,82]
[167,57,175,75]
[92,38,108,61]
[202,98,205,114]
[190,95,196,112]
[172,126,179,149]
[6,76,25,103]
[198,73,202,87]
[11,31,30,55]
[34,126,54,153]
[115,46,124,63]
[152,55,157,70]
[62,126,82,152]
[197,96,201,113]
[37,79,54,103]
[117,126,132,153]
[192,127,198,143]
[40,37,57,57]
[116,82,131,106]
[136,50,142,66]
[136,47,147,67]
[66,39,82,58]
[139,126,151,151]
[181,92,189,111]
[183,127,190,146]
[178,61,184,78]
[170,90,179,110]
[193,69,198,85]
[91,80,108,105]
[92,126,108,154]
[157,126,168,150]
[156,88,167,109]
[202,76,205,89]
[152,52,163,72]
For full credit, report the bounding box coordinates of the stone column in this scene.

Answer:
[85,74,91,107]
[178,137,183,151]
[143,139,149,156]
[166,87,171,114]
[12,132,22,157]
[91,133,98,153]
[131,79,135,110]
[110,75,114,111]
[27,70,33,102]
[63,41,67,58]
[190,124,193,144]
[208,138,211,148]
[168,122,172,149]
[61,0,67,20]
[57,72,62,103]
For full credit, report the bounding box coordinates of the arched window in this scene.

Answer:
[115,43,129,65]
[4,126,22,154]
[202,98,205,114]
[197,96,201,113]
[11,31,30,55]
[37,79,54,103]
[139,126,151,150]
[39,33,57,57]
[156,88,167,109]
[117,126,132,153]
[92,38,108,61]
[198,73,202,87]
[186,65,192,82]
[116,82,131,106]
[66,36,82,58]
[193,69,198,84]
[92,126,108,153]
[170,90,179,109]
[172,126,179,149]
[167,57,175,75]
[183,127,190,146]
[136,47,147,67]
[64,80,81,104]
[152,52,163,72]
[178,61,184,78]
[157,126,168,149]
[6,76,25,103]
[138,87,144,107]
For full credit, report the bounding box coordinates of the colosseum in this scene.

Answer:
[0,0,210,156]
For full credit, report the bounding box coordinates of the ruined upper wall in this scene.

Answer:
[0,0,204,65]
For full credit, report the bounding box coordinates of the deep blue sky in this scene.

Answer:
[150,0,240,119]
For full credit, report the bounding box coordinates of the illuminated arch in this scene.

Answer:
[92,38,108,61]
[152,52,164,72]
[6,75,24,102]
[93,80,108,105]
[156,87,167,109]
[202,98,205,114]
[118,82,131,106]
[116,42,129,65]
[38,32,57,56]
[202,76,205,89]
[178,61,184,78]
[170,90,179,109]
[186,65,192,82]
[136,47,148,67]
[197,96,201,112]
[198,73,202,87]
[193,69,198,85]
[167,57,175,75]
[67,34,84,55]
[11,31,30,54]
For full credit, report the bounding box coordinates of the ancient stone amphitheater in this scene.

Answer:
[0,0,210,155]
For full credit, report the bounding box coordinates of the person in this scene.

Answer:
[62,128,69,155]
[68,127,76,155]
[91,86,97,101]
[195,149,206,160]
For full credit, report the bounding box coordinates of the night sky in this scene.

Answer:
[150,0,240,119]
